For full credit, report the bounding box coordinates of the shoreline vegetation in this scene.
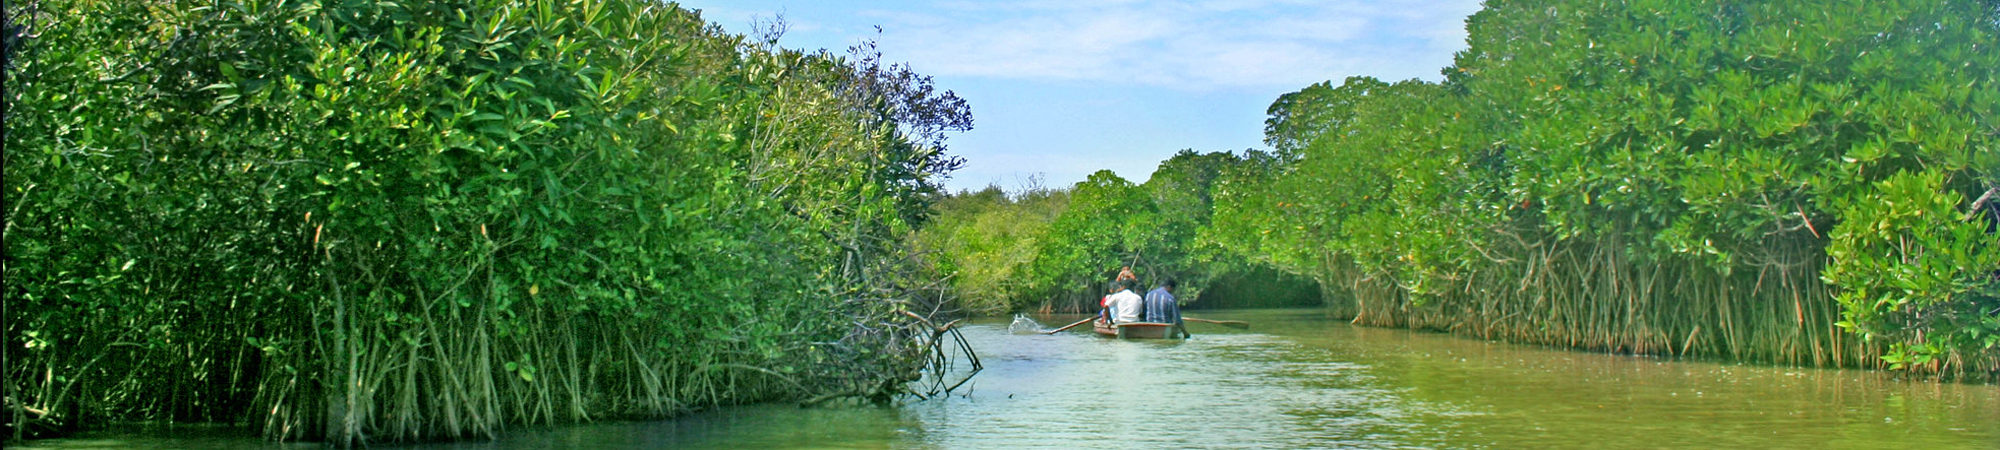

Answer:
[6,0,1998,447]
[914,0,1997,382]
[6,0,977,445]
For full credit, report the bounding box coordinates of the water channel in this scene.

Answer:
[19,309,2000,449]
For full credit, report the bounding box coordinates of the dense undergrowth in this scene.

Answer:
[5,0,974,445]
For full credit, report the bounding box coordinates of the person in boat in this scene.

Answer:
[1141,279,1181,325]
[1105,279,1144,324]
[1141,279,1185,336]
[1098,282,1119,322]
[1100,266,1140,321]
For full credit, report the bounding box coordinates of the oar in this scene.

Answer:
[1043,317,1096,335]
[1183,317,1249,329]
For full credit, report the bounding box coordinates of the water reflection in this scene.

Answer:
[17,309,2000,449]
[416,405,920,450]
[1256,309,2000,449]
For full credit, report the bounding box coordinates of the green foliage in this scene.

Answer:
[909,185,1068,313]
[1191,266,1325,309]
[1825,172,2000,369]
[1022,170,1160,307]
[5,0,969,444]
[1143,150,1238,287]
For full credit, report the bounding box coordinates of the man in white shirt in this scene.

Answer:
[1106,280,1144,324]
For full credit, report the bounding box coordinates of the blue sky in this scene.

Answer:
[675,0,1484,193]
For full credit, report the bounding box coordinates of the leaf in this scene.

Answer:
[208,94,242,114]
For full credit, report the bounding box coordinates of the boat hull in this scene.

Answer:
[1092,319,1184,339]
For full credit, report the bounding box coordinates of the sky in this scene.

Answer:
[674,0,1485,193]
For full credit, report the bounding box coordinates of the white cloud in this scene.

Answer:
[858,0,1481,91]
[673,0,1489,192]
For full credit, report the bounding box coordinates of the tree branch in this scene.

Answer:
[1964,186,1998,222]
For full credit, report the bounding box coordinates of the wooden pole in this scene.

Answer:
[1043,317,1097,334]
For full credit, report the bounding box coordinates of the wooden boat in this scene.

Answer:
[1092,318,1185,339]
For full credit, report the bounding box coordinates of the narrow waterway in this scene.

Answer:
[19,309,2000,449]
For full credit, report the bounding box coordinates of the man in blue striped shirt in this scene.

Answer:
[1141,279,1182,330]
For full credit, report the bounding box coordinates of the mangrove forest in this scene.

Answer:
[5,0,1999,447]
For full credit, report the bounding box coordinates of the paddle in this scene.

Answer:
[1042,317,1097,335]
[1183,317,1249,329]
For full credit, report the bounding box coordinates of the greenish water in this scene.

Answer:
[18,309,2000,449]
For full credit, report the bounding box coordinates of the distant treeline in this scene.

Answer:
[922,0,1999,378]
[912,151,1319,314]
[6,0,971,445]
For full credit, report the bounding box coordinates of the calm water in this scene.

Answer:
[20,309,2000,449]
